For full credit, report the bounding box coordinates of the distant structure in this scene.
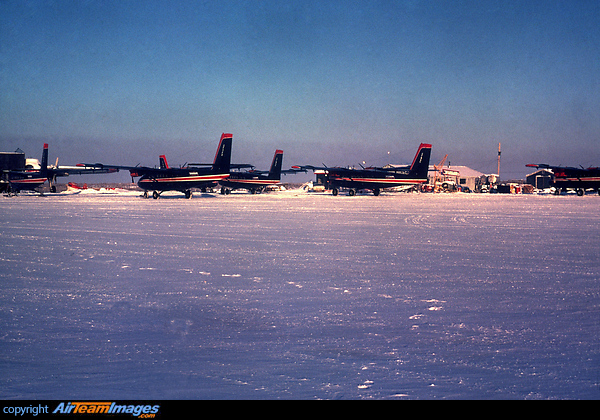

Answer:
[0,149,26,193]
[497,142,501,179]
[427,165,487,192]
[525,168,553,190]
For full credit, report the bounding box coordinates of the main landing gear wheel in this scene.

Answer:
[153,191,159,199]
[348,189,355,196]
[143,191,149,199]
[373,188,380,196]
[184,190,192,199]
[332,188,339,196]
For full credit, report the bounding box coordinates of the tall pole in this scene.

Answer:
[497,142,501,178]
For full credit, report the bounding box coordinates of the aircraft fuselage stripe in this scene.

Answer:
[333,177,427,184]
[10,178,46,184]
[139,174,229,183]
[556,177,600,182]
[224,179,279,185]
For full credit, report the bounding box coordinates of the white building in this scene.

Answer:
[428,165,487,192]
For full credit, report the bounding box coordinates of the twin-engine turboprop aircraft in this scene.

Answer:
[20,138,430,199]
[3,143,116,194]
[526,163,600,196]
[294,143,432,196]
[85,133,233,199]
[219,149,305,194]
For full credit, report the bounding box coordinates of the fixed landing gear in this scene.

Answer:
[331,188,371,196]
[331,187,358,196]
[220,187,231,195]
[554,188,596,196]
[142,189,192,199]
[142,190,162,199]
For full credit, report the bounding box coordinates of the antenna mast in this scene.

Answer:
[497,142,501,178]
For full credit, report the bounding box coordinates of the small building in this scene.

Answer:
[0,150,25,171]
[428,165,485,192]
[526,169,553,190]
[1,149,26,193]
[314,169,329,189]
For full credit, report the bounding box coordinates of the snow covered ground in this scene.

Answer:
[1,189,598,399]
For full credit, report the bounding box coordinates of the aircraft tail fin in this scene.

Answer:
[408,143,432,180]
[268,150,284,180]
[159,155,169,169]
[40,143,49,177]
[212,133,232,174]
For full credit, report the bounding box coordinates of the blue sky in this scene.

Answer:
[1,0,599,181]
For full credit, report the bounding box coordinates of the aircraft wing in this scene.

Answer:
[282,167,307,175]
[187,163,254,170]
[241,169,268,175]
[78,163,160,177]
[7,164,120,177]
[526,164,555,170]
[370,165,411,172]
[49,165,119,177]
[291,165,327,172]
[526,164,588,173]
[230,164,255,170]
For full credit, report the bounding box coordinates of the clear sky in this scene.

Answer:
[1,0,599,182]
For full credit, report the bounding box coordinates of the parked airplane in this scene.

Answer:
[526,163,600,196]
[85,133,233,199]
[3,143,115,194]
[218,149,304,194]
[293,143,432,196]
